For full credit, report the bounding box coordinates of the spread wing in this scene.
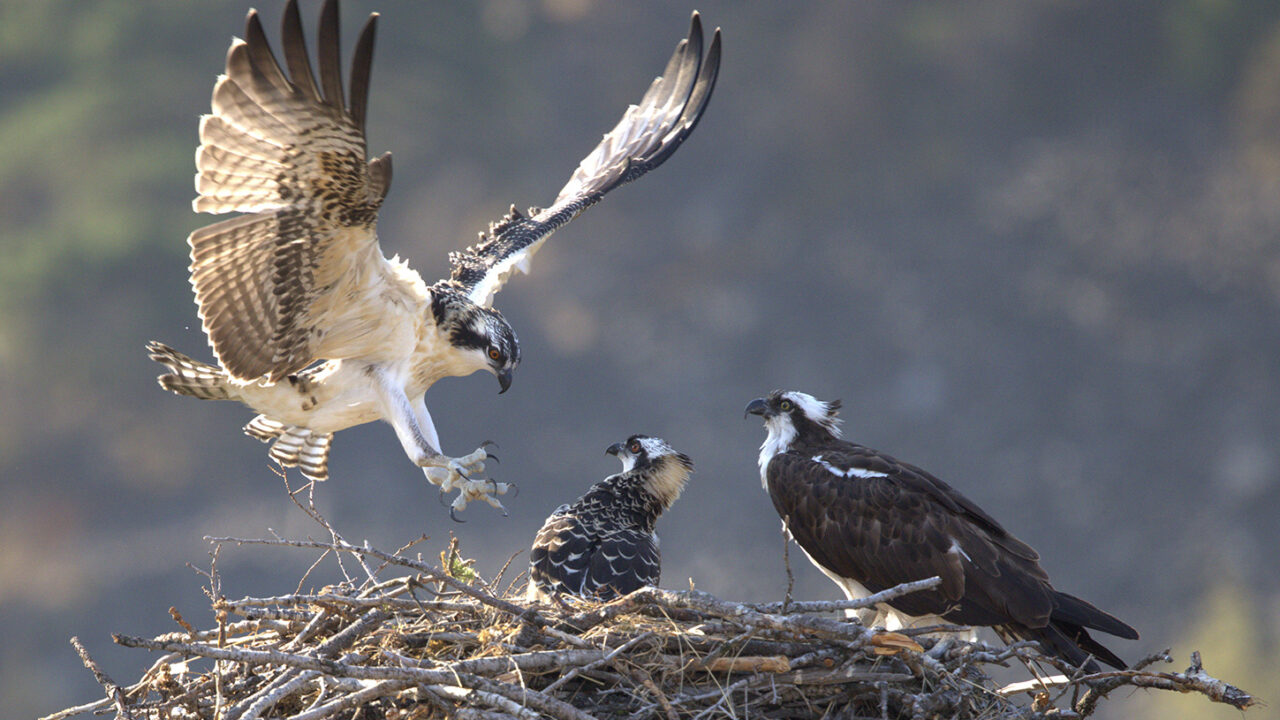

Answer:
[767,444,1056,630]
[446,13,722,307]
[189,0,395,381]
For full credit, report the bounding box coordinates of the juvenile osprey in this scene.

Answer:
[528,435,693,602]
[746,390,1138,671]
[148,0,720,515]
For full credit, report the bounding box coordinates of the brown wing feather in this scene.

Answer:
[767,447,1055,629]
[188,0,391,381]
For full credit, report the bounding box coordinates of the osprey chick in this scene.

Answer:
[148,0,720,516]
[528,435,692,602]
[747,390,1138,672]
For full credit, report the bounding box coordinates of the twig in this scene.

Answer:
[781,517,795,613]
[206,535,551,628]
[429,684,542,720]
[229,668,318,720]
[289,678,415,720]
[748,576,943,614]
[543,633,654,694]
[69,637,133,720]
[1073,650,1255,714]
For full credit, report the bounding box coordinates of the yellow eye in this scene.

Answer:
[629,441,642,454]
[779,399,793,411]
[488,348,501,361]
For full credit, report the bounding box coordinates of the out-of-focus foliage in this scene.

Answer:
[2,2,1278,718]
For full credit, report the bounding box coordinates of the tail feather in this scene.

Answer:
[1052,591,1139,639]
[244,414,332,481]
[147,341,232,400]
[1056,620,1130,671]
[1009,618,1130,672]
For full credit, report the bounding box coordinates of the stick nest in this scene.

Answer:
[47,529,1256,720]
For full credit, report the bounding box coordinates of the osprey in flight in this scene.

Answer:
[746,390,1138,671]
[147,0,719,515]
[528,435,692,602]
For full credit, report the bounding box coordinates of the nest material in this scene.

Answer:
[47,534,1255,720]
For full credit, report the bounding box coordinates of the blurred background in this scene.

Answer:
[3,1,1278,717]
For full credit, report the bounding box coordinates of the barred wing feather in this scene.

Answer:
[450,13,722,307]
[189,0,395,382]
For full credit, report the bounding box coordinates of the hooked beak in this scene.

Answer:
[744,397,769,419]
[605,442,625,457]
[496,368,513,394]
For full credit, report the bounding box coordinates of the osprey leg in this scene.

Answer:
[371,365,509,514]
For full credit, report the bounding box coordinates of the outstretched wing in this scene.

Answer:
[189,0,395,381]
[447,13,722,307]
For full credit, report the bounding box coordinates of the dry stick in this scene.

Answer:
[312,608,389,657]
[37,697,112,720]
[153,619,295,644]
[281,608,333,652]
[69,637,133,720]
[288,678,416,720]
[628,588,874,646]
[543,633,655,694]
[228,592,475,614]
[453,710,524,720]
[690,675,754,720]
[140,610,384,720]
[448,672,601,720]
[1073,650,1255,715]
[780,517,795,613]
[231,669,318,720]
[111,635,599,720]
[206,535,553,629]
[382,646,609,676]
[747,576,943,615]
[429,684,542,720]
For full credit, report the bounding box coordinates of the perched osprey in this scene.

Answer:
[147,0,720,515]
[746,390,1138,671]
[528,435,693,602]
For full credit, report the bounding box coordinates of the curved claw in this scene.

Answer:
[506,481,520,499]
[486,452,499,464]
[449,506,466,523]
[480,440,500,451]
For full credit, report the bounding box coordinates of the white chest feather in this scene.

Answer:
[757,415,796,489]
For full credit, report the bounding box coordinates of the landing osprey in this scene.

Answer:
[148,0,720,514]
[528,435,692,602]
[746,390,1138,671]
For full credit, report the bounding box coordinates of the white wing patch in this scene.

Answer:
[812,454,889,479]
[466,241,541,308]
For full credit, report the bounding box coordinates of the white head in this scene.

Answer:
[745,390,843,486]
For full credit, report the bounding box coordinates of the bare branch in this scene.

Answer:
[69,637,133,720]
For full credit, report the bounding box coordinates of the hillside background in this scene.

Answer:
[3,1,1278,717]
